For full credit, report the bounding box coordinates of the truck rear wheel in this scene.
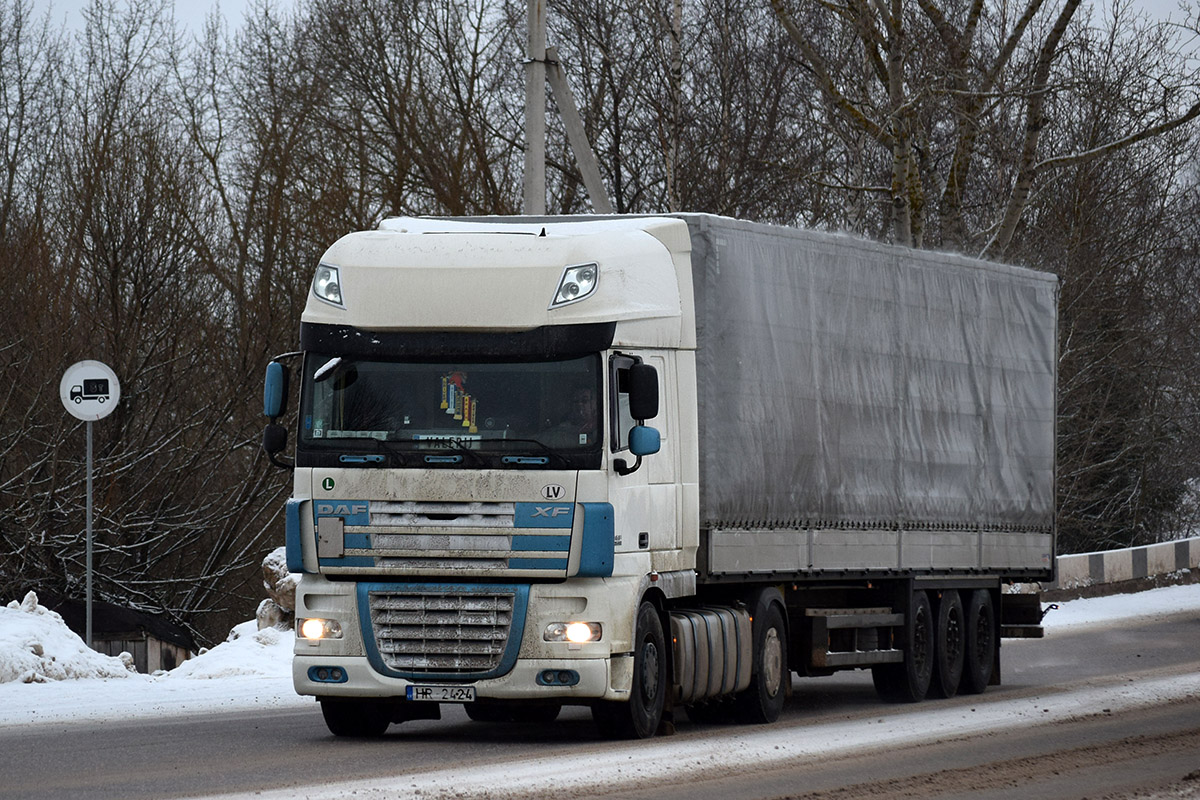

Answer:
[319,697,391,737]
[593,601,667,739]
[872,589,934,703]
[959,589,996,694]
[930,590,965,699]
[734,591,788,724]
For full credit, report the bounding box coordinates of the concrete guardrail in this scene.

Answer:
[1048,535,1200,591]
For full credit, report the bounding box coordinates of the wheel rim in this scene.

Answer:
[946,608,963,663]
[640,640,660,704]
[913,604,931,668]
[762,627,783,698]
[974,606,993,663]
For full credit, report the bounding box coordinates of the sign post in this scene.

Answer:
[59,360,121,650]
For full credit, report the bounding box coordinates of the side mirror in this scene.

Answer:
[615,425,661,476]
[263,422,292,469]
[264,362,289,418]
[629,425,660,457]
[263,423,287,455]
[628,363,658,420]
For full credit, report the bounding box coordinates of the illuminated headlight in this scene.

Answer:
[299,618,343,640]
[312,263,344,307]
[544,622,602,643]
[550,263,598,308]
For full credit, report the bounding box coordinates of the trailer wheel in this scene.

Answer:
[319,697,391,737]
[734,589,788,724]
[872,589,934,703]
[593,601,667,739]
[930,590,965,699]
[959,589,996,695]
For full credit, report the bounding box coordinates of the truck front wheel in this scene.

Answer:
[319,697,391,737]
[593,601,667,739]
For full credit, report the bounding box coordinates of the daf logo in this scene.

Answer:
[541,484,566,500]
[316,502,368,516]
[531,505,571,518]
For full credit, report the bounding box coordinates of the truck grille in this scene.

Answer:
[321,500,573,577]
[365,587,523,676]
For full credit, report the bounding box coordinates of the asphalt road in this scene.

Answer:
[2,609,1197,800]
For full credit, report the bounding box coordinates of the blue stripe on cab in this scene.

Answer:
[508,557,569,570]
[577,503,614,577]
[512,534,571,552]
[343,533,372,550]
[285,499,306,573]
[319,556,375,568]
[513,502,574,529]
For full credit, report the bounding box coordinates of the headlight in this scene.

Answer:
[544,621,602,643]
[312,263,344,307]
[299,618,344,640]
[550,263,599,308]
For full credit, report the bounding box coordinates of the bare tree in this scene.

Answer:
[768,0,1200,255]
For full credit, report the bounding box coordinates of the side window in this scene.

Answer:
[609,355,637,451]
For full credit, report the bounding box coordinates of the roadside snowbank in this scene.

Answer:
[0,592,135,683]
[0,592,302,727]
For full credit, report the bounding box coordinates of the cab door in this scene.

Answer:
[608,351,680,556]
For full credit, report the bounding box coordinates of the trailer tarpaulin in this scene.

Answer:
[684,215,1057,533]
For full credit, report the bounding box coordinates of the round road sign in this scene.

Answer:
[60,361,121,422]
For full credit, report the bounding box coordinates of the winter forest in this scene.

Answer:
[2,0,1199,644]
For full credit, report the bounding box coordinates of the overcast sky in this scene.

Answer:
[39,0,294,34]
[36,0,1198,36]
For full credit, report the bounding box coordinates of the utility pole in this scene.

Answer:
[524,0,547,215]
[524,0,614,215]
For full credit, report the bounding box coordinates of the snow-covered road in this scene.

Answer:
[2,582,1198,800]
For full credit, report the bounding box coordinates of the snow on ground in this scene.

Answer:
[1040,579,1199,629]
[0,593,305,727]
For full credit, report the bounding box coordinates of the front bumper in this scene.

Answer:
[292,574,640,702]
[293,653,625,701]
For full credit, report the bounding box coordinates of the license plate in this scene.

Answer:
[406,684,476,703]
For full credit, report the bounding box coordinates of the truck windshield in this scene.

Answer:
[298,354,602,469]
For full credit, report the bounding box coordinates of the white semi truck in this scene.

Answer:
[262,214,1057,739]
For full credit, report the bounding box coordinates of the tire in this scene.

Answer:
[872,589,934,703]
[593,601,667,739]
[959,589,996,695]
[734,591,788,724]
[930,590,965,699]
[319,698,391,737]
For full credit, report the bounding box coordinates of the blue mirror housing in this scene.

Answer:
[264,362,287,418]
[629,425,661,457]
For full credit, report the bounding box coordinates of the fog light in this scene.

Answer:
[543,621,602,643]
[307,665,349,683]
[536,669,580,686]
[299,618,343,640]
